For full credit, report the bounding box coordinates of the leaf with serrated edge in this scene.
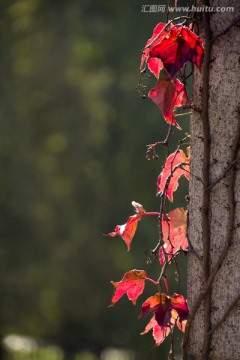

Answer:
[148,77,189,128]
[110,270,147,306]
[157,149,190,202]
[141,316,171,346]
[149,25,204,76]
[161,208,188,262]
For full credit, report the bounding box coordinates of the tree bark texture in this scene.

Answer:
[187,1,240,359]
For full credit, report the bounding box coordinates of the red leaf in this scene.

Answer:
[148,77,189,128]
[170,293,189,323]
[107,214,142,251]
[157,148,190,201]
[110,269,147,306]
[140,294,188,346]
[147,58,164,79]
[140,22,166,78]
[171,309,187,332]
[131,200,145,214]
[107,201,145,251]
[161,208,188,260]
[149,25,204,76]
[177,318,187,332]
[139,293,189,338]
[141,316,171,346]
[140,293,163,317]
[139,293,172,326]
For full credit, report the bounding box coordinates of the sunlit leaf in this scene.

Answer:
[139,293,172,326]
[149,25,204,76]
[139,293,189,345]
[110,269,147,306]
[161,208,188,262]
[148,77,189,128]
[140,292,189,326]
[106,201,146,251]
[107,214,142,251]
[131,201,145,214]
[157,148,190,201]
[140,22,166,78]
[170,293,189,323]
[140,316,171,346]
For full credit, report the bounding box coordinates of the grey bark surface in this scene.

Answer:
[187,1,240,359]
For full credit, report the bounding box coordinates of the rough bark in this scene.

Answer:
[187,1,240,359]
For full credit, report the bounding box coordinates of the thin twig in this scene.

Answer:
[175,112,192,117]
[157,250,182,290]
[180,166,204,184]
[146,124,173,160]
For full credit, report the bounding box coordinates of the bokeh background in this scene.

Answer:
[0,1,190,359]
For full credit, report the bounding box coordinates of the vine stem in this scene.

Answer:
[207,155,240,190]
[142,212,160,217]
[145,277,159,286]
[151,162,188,256]
[211,16,240,43]
[208,294,240,335]
[175,112,192,117]
[146,124,173,160]
[152,135,190,257]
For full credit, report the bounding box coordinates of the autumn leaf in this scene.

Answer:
[149,25,204,76]
[107,214,142,251]
[170,293,189,323]
[106,201,160,251]
[140,22,166,78]
[177,317,187,332]
[139,293,172,326]
[139,293,189,345]
[106,201,145,251]
[140,316,171,346]
[171,307,187,332]
[139,293,189,324]
[160,208,188,263]
[148,76,189,128]
[157,148,190,202]
[110,269,147,306]
[131,200,145,214]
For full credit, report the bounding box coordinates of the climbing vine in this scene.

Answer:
[105,2,240,359]
[105,7,204,359]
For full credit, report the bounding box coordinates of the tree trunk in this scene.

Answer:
[186,1,240,359]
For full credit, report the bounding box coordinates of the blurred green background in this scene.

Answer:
[0,1,190,359]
